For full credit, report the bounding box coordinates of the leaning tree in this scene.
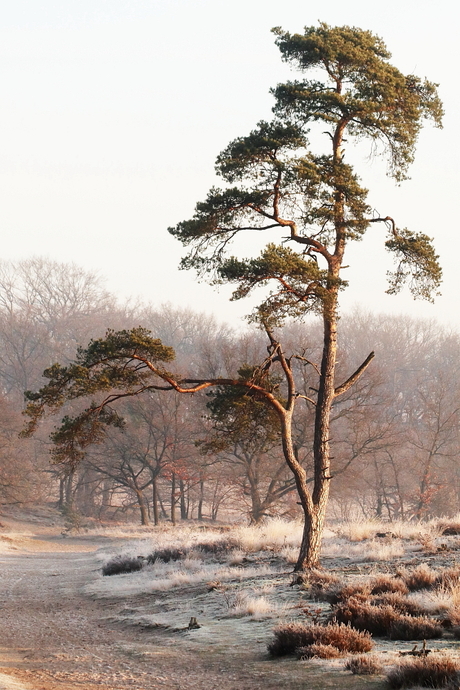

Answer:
[23,25,442,569]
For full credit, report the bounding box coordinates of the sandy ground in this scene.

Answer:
[0,517,379,690]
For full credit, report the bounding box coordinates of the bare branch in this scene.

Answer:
[334,351,375,397]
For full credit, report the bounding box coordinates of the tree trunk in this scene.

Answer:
[197,479,204,521]
[276,303,337,571]
[134,488,149,526]
[58,477,65,509]
[158,491,168,519]
[101,478,112,511]
[64,470,75,510]
[152,477,159,526]
[171,472,176,526]
[179,479,188,520]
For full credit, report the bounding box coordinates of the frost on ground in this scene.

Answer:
[1,513,460,690]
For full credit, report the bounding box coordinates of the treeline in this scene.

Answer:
[1,258,459,525]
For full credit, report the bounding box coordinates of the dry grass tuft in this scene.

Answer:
[268,622,373,657]
[230,594,279,619]
[436,566,460,588]
[387,654,459,688]
[345,655,383,675]
[338,520,378,542]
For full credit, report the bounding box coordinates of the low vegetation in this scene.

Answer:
[345,655,382,676]
[92,516,460,687]
[267,622,373,657]
[387,654,459,689]
[102,556,144,576]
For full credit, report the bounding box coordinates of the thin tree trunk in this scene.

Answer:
[58,477,65,509]
[197,480,204,521]
[152,477,159,526]
[158,491,168,519]
[171,472,176,526]
[65,470,75,509]
[179,479,187,520]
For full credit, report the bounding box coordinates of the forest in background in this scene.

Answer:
[1,256,459,528]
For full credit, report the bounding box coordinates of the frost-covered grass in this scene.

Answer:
[87,557,277,597]
[229,593,281,619]
[89,514,460,608]
[79,514,460,668]
[322,538,405,561]
[336,518,439,543]
[95,518,304,566]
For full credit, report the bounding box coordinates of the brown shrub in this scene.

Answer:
[373,592,427,617]
[331,598,399,636]
[402,564,437,591]
[267,622,373,657]
[299,569,341,595]
[369,575,408,595]
[339,582,371,600]
[387,654,459,688]
[305,569,341,587]
[388,615,443,641]
[331,598,443,640]
[311,580,369,605]
[345,655,383,675]
[297,643,343,659]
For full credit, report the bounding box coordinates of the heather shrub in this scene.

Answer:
[373,592,428,616]
[402,564,437,591]
[195,538,240,555]
[102,556,144,576]
[311,580,369,605]
[300,569,341,589]
[387,654,459,688]
[369,575,408,595]
[345,655,382,675]
[331,596,443,640]
[297,643,343,659]
[147,548,186,564]
[268,622,373,657]
[388,614,443,641]
[331,598,399,636]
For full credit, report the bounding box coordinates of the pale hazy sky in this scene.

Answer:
[0,1,457,328]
